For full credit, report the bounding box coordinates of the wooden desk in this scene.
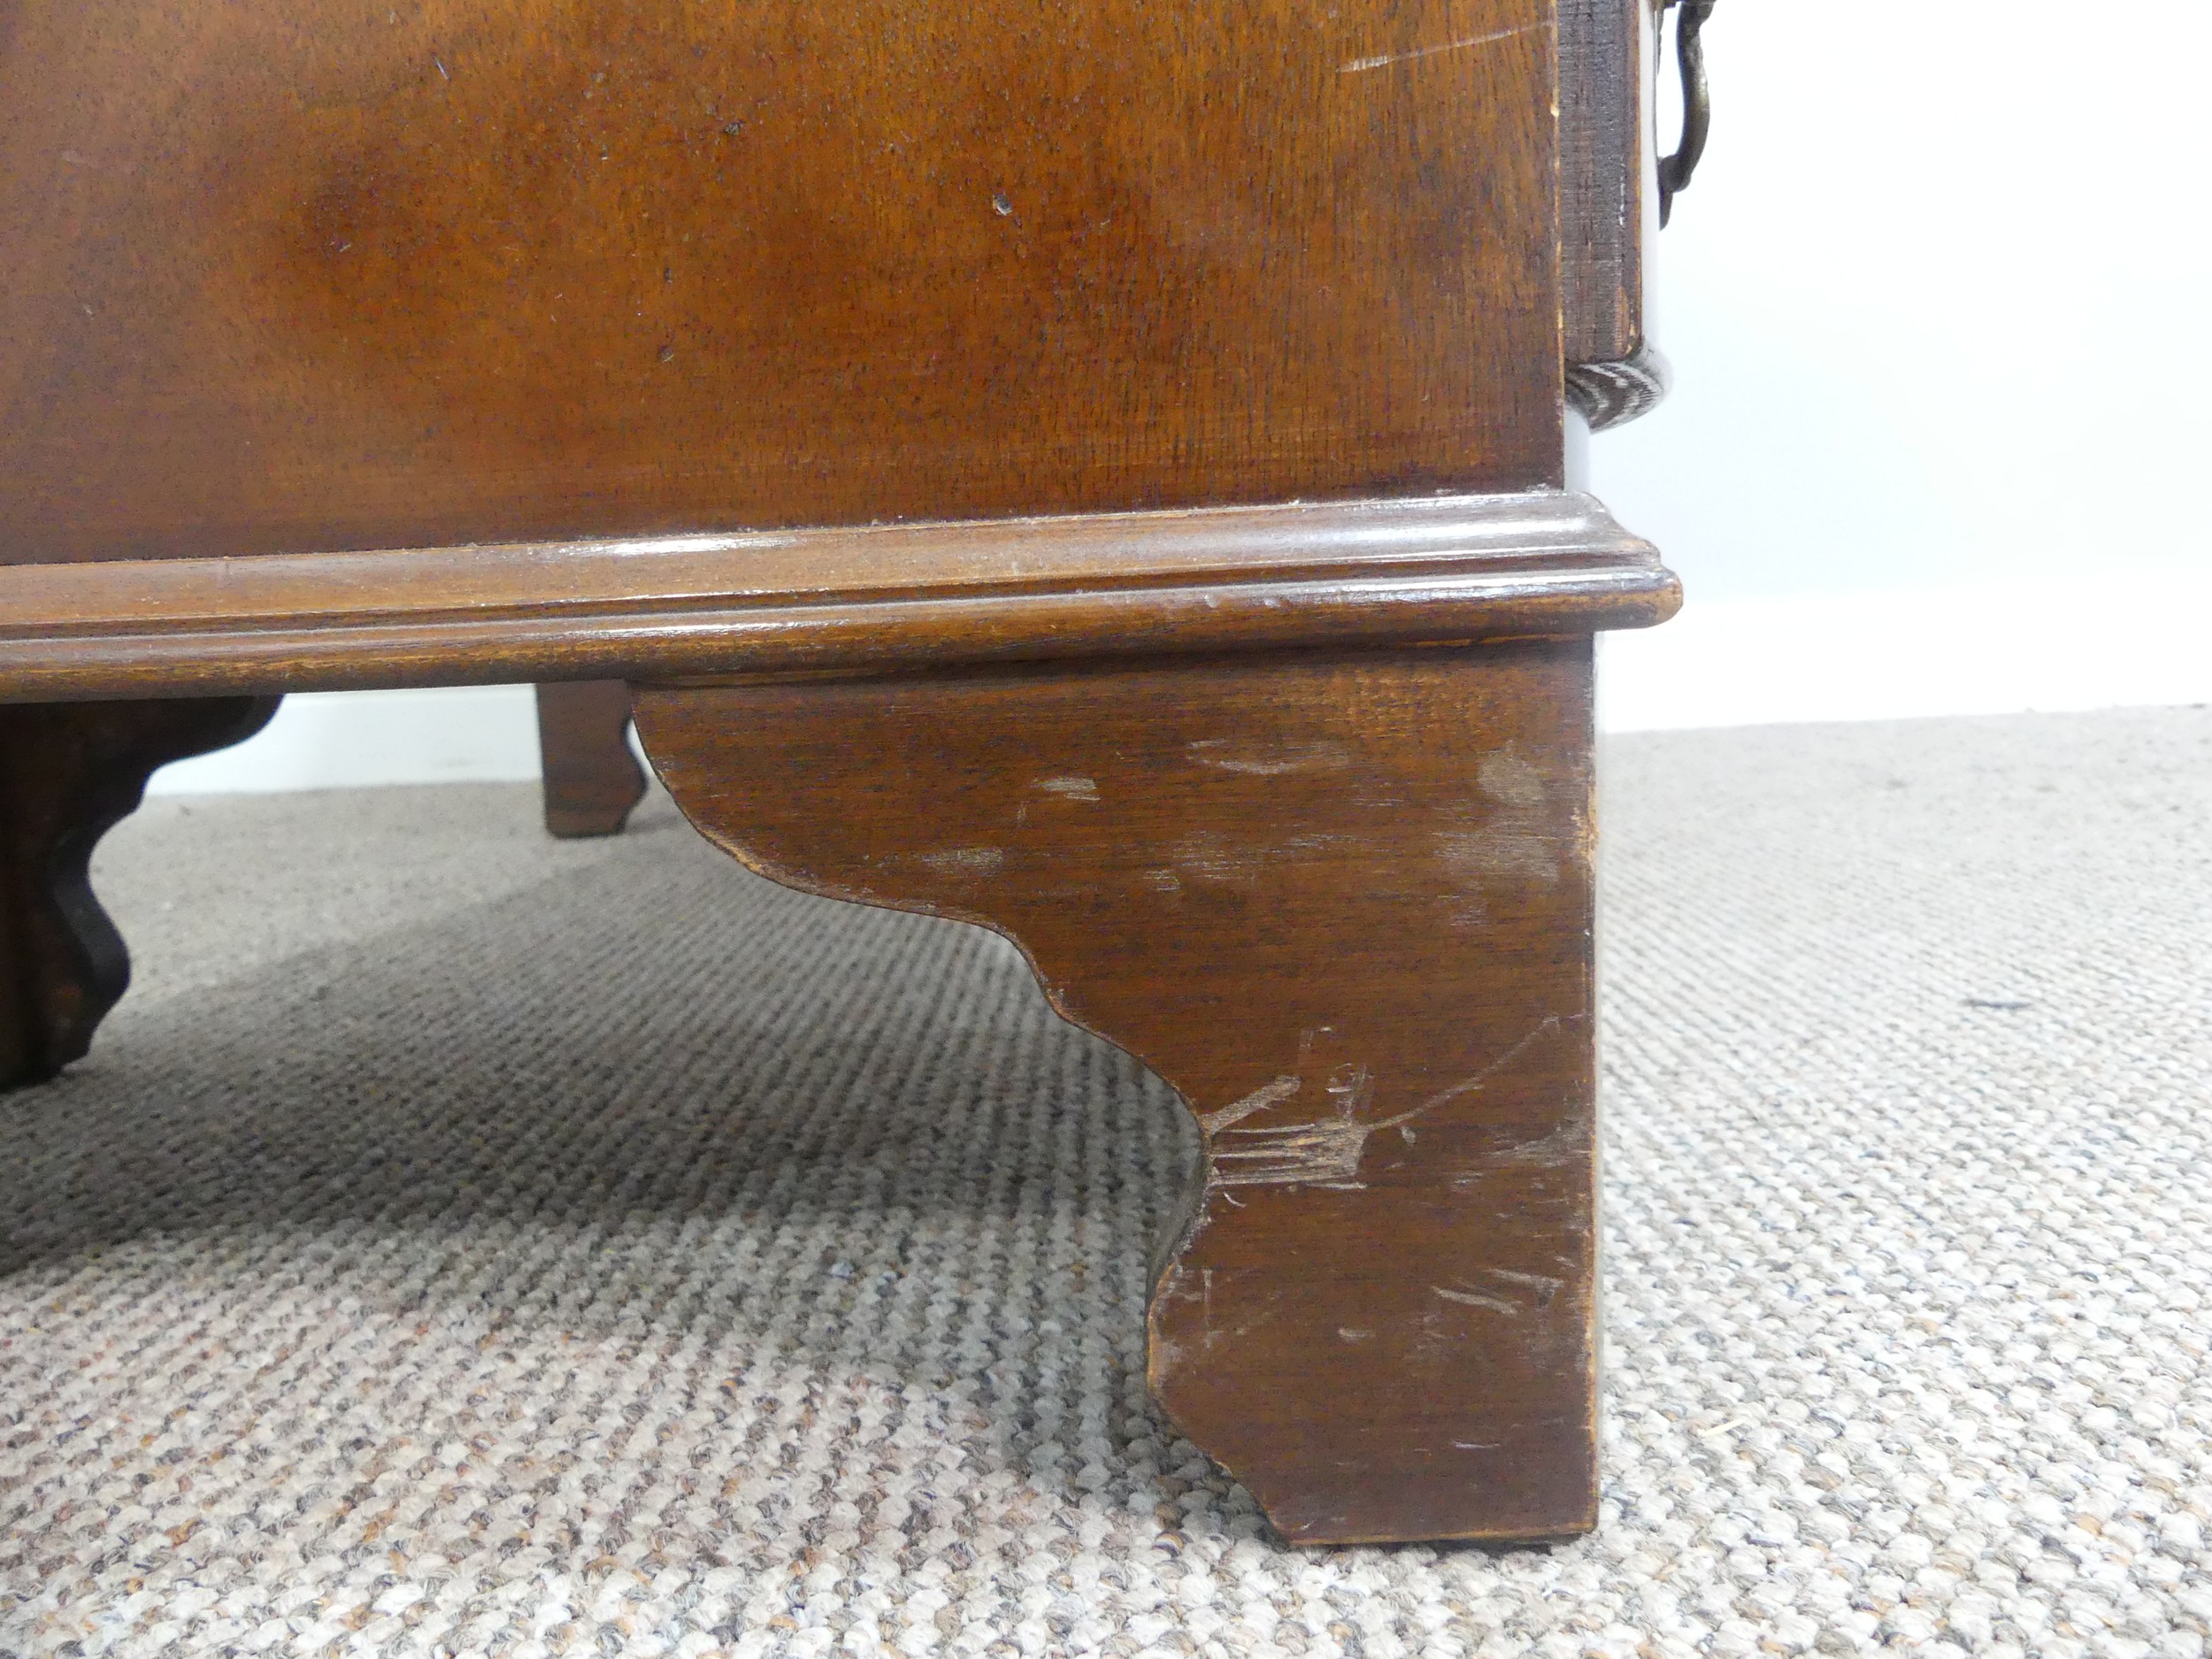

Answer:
[1,0,1681,1546]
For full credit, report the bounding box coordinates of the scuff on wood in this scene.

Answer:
[1186,738,1352,776]
[909,846,1007,877]
[1202,1018,1562,1189]
[1034,775,1100,801]
[1435,1266,1566,1317]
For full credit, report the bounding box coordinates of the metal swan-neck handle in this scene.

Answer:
[1657,0,1716,226]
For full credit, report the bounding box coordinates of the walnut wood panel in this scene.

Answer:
[1,696,280,1089]
[0,492,1676,701]
[633,641,1601,1545]
[1,0,1563,566]
[536,680,645,838]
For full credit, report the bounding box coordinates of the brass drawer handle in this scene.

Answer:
[1657,0,1717,225]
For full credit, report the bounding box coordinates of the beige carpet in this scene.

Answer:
[3,707,2208,1657]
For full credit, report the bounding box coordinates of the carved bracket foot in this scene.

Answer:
[1,696,280,1088]
[635,642,1600,1545]
[536,680,647,838]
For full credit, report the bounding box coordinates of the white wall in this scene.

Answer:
[1594,0,2212,729]
[152,686,544,795]
[157,0,2212,794]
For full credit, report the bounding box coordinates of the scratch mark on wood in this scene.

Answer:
[1199,1074,1302,1136]
[1338,24,1539,74]
[1212,1060,1370,1186]
[1452,1440,1502,1451]
[1435,1266,1566,1317]
[1202,1018,1559,1188]
[1483,1267,1565,1302]
[1493,1110,1587,1170]
[1405,1017,1559,1118]
[1172,830,1260,885]
[1214,1118,1372,1186]
[1433,1286,1519,1316]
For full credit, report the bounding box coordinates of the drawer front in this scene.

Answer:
[1,0,1566,565]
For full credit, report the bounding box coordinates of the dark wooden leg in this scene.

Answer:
[535,680,648,838]
[0,696,280,1089]
[634,642,1600,1545]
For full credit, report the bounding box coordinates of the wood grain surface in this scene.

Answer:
[1,697,280,1088]
[2,0,1562,566]
[634,641,1601,1545]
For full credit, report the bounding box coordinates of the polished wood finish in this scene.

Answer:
[0,493,1673,700]
[634,641,1601,1545]
[2,0,1562,567]
[1,697,278,1089]
[536,680,645,838]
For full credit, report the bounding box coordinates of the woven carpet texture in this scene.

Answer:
[1,707,2208,1657]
